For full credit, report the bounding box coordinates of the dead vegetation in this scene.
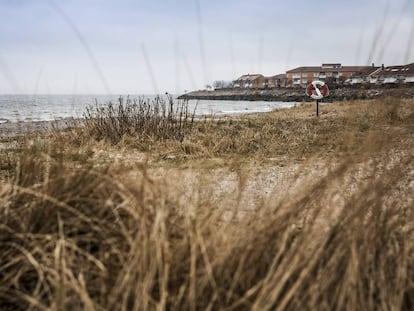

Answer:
[0,97,413,310]
[82,96,195,145]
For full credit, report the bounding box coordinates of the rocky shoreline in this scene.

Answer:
[178,86,414,102]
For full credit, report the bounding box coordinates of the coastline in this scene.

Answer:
[178,86,414,102]
[0,118,78,138]
[1,86,413,138]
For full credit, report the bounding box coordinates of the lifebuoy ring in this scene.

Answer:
[306,80,329,100]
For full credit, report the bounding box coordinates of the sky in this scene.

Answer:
[0,0,413,95]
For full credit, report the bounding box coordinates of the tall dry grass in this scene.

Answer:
[82,96,195,145]
[71,96,413,160]
[0,97,413,310]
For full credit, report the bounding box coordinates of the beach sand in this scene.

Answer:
[0,118,78,138]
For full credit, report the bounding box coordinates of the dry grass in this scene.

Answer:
[0,97,413,310]
[66,97,413,162]
[82,96,195,145]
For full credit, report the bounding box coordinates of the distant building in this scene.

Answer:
[373,63,414,85]
[233,74,264,89]
[346,63,414,85]
[346,65,381,85]
[229,62,414,90]
[286,63,371,88]
[263,74,288,88]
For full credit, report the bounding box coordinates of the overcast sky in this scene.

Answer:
[0,0,413,94]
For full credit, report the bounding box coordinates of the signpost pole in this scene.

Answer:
[316,99,319,117]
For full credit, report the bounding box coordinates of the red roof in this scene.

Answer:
[351,67,381,77]
[375,63,414,76]
[287,65,371,73]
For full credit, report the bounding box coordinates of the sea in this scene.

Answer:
[0,94,298,124]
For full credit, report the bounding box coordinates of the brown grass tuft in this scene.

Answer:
[82,96,195,145]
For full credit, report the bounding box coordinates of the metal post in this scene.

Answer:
[316,99,319,117]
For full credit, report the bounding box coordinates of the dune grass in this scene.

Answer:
[67,96,413,161]
[0,97,413,310]
[82,96,195,145]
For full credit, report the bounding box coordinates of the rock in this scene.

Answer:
[178,86,414,102]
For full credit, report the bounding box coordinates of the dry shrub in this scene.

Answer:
[83,96,195,144]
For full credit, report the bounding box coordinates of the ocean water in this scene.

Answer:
[0,94,298,123]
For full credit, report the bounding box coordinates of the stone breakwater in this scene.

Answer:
[178,86,414,102]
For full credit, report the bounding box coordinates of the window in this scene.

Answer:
[313,73,319,77]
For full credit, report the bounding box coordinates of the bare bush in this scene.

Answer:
[83,96,195,144]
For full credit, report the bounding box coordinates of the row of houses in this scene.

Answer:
[346,63,414,86]
[229,63,414,89]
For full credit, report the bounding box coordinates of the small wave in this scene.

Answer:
[0,118,10,124]
[217,108,272,115]
[23,117,42,122]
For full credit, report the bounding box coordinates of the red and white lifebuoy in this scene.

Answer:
[306,80,329,100]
